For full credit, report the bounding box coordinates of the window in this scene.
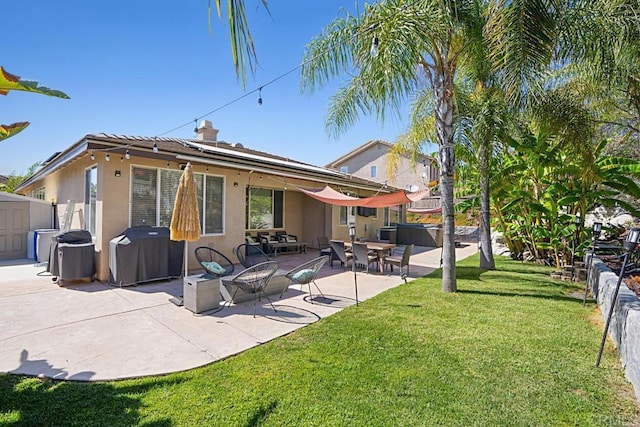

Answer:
[131,166,224,234]
[131,167,157,226]
[384,206,400,226]
[246,187,283,229]
[84,166,97,236]
[200,174,224,234]
[33,187,45,200]
[370,165,377,178]
[339,206,355,226]
[159,169,182,227]
[340,166,348,174]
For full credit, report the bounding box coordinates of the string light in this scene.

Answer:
[155,17,385,138]
[105,153,110,162]
[193,119,198,134]
[120,155,124,162]
[90,151,95,161]
[85,10,392,158]
[125,150,130,160]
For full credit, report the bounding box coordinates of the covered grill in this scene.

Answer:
[48,229,95,285]
[109,226,184,287]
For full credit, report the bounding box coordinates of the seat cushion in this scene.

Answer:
[202,261,226,275]
[291,269,315,284]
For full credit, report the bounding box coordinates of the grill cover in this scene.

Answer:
[54,229,93,244]
[109,226,184,286]
[47,229,95,282]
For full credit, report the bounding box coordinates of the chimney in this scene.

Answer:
[196,120,219,142]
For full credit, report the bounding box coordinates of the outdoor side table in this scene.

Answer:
[183,275,221,314]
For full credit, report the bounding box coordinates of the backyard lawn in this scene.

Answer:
[1,255,638,426]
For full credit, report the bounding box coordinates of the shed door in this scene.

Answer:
[0,202,28,260]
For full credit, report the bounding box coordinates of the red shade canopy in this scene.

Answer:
[299,185,428,208]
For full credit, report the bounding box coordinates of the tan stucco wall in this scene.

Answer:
[333,142,437,192]
[329,205,386,243]
[21,152,389,282]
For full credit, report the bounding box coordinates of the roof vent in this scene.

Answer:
[231,142,244,149]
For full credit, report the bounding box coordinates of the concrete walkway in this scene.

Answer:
[0,244,477,381]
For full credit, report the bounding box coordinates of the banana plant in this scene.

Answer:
[0,66,69,141]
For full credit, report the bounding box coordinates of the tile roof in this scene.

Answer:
[17,133,395,193]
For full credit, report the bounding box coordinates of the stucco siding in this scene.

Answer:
[331,141,437,193]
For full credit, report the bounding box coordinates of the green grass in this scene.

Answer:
[1,255,638,426]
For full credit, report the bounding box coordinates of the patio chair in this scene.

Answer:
[225,261,280,317]
[235,243,270,268]
[275,231,299,254]
[329,240,353,269]
[317,236,332,258]
[280,255,329,303]
[194,246,235,279]
[257,231,278,254]
[384,244,414,282]
[276,230,298,242]
[245,233,261,246]
[352,242,378,274]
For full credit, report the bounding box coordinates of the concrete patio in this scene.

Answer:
[0,244,477,381]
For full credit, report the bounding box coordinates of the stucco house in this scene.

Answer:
[326,140,440,211]
[15,121,400,282]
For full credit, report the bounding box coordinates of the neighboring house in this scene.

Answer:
[16,121,398,282]
[326,140,440,212]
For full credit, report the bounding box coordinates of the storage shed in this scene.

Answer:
[0,192,54,260]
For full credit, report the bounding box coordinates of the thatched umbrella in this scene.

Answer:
[170,162,201,277]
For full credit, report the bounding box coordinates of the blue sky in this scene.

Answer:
[1,1,410,176]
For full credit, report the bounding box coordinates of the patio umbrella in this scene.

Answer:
[170,162,201,277]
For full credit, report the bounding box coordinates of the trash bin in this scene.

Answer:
[34,229,58,262]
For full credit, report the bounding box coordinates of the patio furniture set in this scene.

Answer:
[246,231,308,257]
[328,239,414,282]
[185,236,414,316]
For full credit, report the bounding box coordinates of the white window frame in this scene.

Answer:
[33,187,45,200]
[84,165,98,236]
[339,206,356,226]
[340,166,349,174]
[129,165,225,236]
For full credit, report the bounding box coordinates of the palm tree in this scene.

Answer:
[0,66,68,142]
[208,0,269,89]
[301,0,487,292]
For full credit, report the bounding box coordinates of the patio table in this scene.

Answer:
[345,241,396,273]
[269,241,308,257]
